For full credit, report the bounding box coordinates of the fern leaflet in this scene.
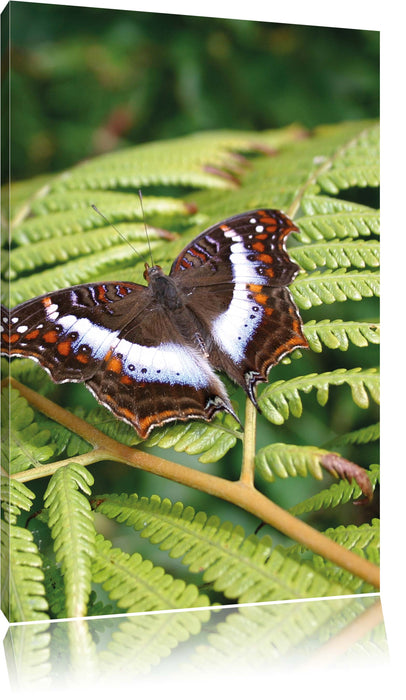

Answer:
[259,367,379,424]
[43,464,96,619]
[290,464,380,515]
[91,533,210,612]
[1,520,49,621]
[94,493,353,602]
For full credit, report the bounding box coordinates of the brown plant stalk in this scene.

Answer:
[6,377,379,589]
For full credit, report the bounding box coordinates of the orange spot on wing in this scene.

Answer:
[254,293,268,305]
[76,353,90,364]
[252,241,265,252]
[25,329,40,340]
[43,330,58,344]
[259,254,273,264]
[120,375,132,385]
[3,333,20,344]
[42,297,52,308]
[97,286,108,303]
[247,283,263,293]
[107,356,122,374]
[57,340,71,356]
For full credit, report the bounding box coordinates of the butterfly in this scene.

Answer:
[1,209,308,438]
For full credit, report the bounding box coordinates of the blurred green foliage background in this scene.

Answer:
[4,2,379,181]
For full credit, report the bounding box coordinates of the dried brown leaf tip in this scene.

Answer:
[320,453,373,503]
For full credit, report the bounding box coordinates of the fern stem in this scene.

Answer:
[240,399,257,486]
[11,449,110,483]
[8,378,380,589]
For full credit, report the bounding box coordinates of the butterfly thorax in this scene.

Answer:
[144,263,184,311]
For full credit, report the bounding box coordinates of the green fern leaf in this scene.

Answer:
[290,464,379,515]
[317,165,379,194]
[256,443,329,482]
[43,463,96,618]
[145,413,240,463]
[315,122,379,194]
[291,239,379,270]
[92,533,210,612]
[5,223,171,280]
[0,477,35,524]
[323,423,380,447]
[303,319,379,352]
[49,128,301,194]
[2,387,56,474]
[291,269,379,309]
[259,367,379,424]
[324,519,380,551]
[187,595,376,670]
[294,211,380,243]
[1,520,49,621]
[11,194,189,245]
[3,622,52,686]
[100,608,210,675]
[94,493,351,602]
[301,193,378,217]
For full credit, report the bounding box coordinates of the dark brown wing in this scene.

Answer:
[1,280,237,438]
[170,208,308,404]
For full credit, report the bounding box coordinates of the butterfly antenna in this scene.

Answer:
[138,189,154,267]
[91,204,146,262]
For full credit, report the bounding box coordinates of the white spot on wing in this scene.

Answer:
[212,283,263,363]
[116,339,214,388]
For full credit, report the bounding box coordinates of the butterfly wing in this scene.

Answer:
[1,281,237,438]
[1,282,143,382]
[170,209,308,404]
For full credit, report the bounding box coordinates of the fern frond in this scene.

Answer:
[315,122,379,194]
[304,319,379,352]
[294,211,379,243]
[6,223,171,280]
[323,423,380,448]
[187,595,374,670]
[256,443,329,481]
[1,520,49,621]
[259,367,379,425]
[290,464,380,516]
[3,623,52,687]
[291,269,379,309]
[2,387,56,474]
[94,493,351,602]
[145,413,240,463]
[291,239,379,271]
[324,519,380,552]
[0,477,35,524]
[49,128,301,194]
[100,608,210,676]
[301,193,379,216]
[91,533,210,613]
[43,464,96,619]
[317,166,379,194]
[11,195,189,244]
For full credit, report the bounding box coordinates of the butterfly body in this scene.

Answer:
[1,209,308,437]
